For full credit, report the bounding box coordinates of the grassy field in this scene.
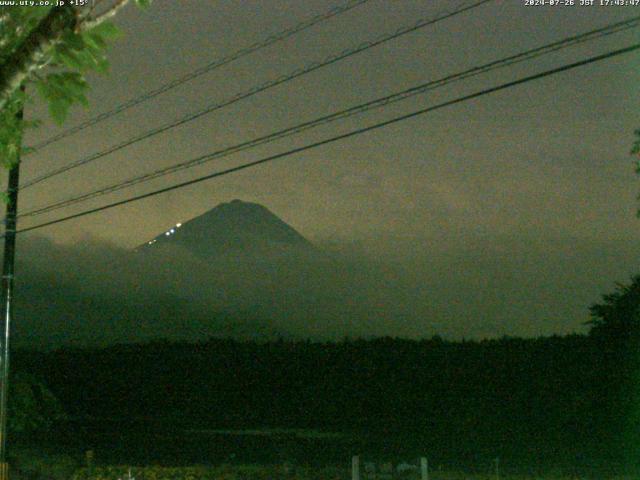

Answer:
[68,464,637,480]
[8,450,635,480]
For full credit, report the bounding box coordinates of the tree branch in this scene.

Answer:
[0,5,78,111]
[79,0,130,32]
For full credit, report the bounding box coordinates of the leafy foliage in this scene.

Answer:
[10,449,79,480]
[7,372,66,435]
[588,275,640,342]
[631,129,640,158]
[34,19,119,124]
[35,72,89,123]
[134,0,153,10]
[0,87,26,169]
[0,1,152,166]
[0,8,49,66]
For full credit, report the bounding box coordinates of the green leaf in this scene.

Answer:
[60,30,86,52]
[632,129,640,156]
[134,0,152,9]
[35,73,90,119]
[82,31,107,51]
[85,21,122,41]
[55,47,85,70]
[92,53,110,74]
[49,98,71,125]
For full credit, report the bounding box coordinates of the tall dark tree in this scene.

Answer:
[587,275,640,343]
[587,276,640,470]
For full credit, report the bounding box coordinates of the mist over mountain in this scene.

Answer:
[8,199,636,347]
[11,200,367,347]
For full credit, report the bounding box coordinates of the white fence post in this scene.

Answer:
[352,455,360,480]
[420,457,428,480]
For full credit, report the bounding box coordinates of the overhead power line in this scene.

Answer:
[27,0,372,153]
[18,15,640,219]
[20,0,492,190]
[12,42,640,237]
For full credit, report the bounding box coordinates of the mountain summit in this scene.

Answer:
[137,200,314,259]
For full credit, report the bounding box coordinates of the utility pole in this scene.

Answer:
[0,87,24,480]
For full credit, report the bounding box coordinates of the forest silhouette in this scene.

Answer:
[7,276,640,476]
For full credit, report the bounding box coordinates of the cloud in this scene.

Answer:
[7,228,639,348]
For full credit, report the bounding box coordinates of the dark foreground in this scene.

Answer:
[8,325,640,478]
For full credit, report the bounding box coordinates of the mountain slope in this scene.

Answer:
[136,199,315,259]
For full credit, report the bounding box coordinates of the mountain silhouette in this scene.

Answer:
[136,199,315,260]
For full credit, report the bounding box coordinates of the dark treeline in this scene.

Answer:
[9,333,639,474]
[9,277,640,475]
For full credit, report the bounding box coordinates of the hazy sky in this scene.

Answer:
[5,0,640,342]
